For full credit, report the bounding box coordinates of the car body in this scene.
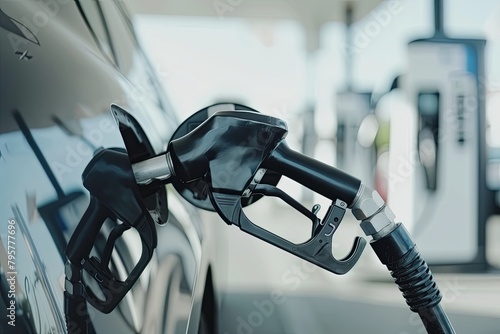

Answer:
[0,1,227,333]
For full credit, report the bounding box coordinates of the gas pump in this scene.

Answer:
[388,0,494,270]
[336,91,376,185]
[335,5,377,187]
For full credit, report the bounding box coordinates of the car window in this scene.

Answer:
[94,1,178,146]
[99,0,136,73]
[100,0,175,112]
[77,0,116,65]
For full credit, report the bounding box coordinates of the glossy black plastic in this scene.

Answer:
[169,104,282,211]
[264,143,362,206]
[65,148,157,313]
[111,104,169,224]
[167,110,365,274]
[371,224,454,334]
[211,192,366,275]
[169,111,288,191]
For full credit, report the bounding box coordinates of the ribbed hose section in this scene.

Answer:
[371,223,455,334]
[387,245,441,311]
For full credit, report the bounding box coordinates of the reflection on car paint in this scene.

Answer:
[7,206,66,333]
[0,8,40,46]
[1,0,220,332]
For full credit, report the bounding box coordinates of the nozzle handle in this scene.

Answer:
[66,197,112,265]
[65,149,157,313]
[263,143,362,206]
[169,111,288,191]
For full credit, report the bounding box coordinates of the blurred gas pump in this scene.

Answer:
[336,91,377,186]
[488,148,500,211]
[335,5,377,188]
[388,0,495,271]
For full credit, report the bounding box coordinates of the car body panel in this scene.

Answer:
[0,1,224,333]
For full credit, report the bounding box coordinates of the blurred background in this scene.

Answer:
[129,0,500,332]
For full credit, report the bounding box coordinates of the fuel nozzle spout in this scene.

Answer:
[132,111,288,190]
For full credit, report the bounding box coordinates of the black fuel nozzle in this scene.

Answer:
[263,142,362,205]
[65,105,453,334]
[135,110,361,208]
[134,110,365,275]
[168,111,288,190]
[65,148,157,314]
[131,108,453,333]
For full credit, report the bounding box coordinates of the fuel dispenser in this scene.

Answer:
[388,1,493,270]
[335,5,377,187]
[336,91,376,186]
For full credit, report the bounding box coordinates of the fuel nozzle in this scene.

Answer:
[131,108,453,333]
[132,110,366,274]
[132,111,288,189]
